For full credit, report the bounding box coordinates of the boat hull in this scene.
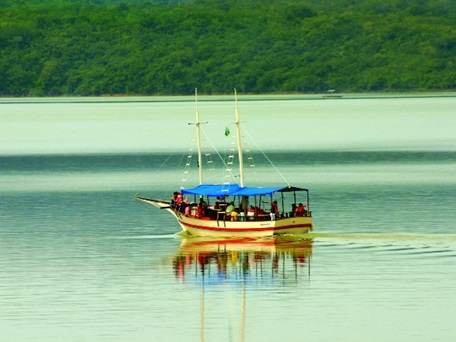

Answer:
[177,214,312,237]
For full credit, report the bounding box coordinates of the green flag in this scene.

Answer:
[224,127,230,137]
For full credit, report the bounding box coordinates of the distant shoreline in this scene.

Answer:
[1,92,455,104]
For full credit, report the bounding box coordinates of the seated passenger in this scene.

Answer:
[256,207,265,215]
[291,203,297,217]
[230,209,239,221]
[184,205,191,217]
[196,203,204,218]
[296,203,306,217]
[226,202,235,214]
[199,197,208,214]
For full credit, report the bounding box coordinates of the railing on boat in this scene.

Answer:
[175,206,311,222]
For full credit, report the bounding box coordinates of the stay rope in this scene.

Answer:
[241,126,291,187]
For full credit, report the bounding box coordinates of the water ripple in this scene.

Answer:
[312,232,456,259]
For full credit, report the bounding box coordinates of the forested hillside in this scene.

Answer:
[1,0,455,96]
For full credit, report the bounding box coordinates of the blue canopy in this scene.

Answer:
[233,186,285,196]
[181,184,287,197]
[181,184,241,197]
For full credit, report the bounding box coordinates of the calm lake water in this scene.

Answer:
[1,95,456,341]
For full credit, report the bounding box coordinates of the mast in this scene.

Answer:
[234,88,245,187]
[195,88,203,184]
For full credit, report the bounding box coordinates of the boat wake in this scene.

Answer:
[309,232,456,258]
[108,233,179,240]
[308,232,456,242]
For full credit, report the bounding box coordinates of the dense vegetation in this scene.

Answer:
[1,0,456,96]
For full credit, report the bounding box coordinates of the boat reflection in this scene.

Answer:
[168,236,313,342]
[171,236,313,285]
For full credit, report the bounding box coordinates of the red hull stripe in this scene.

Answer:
[187,237,257,247]
[180,221,312,232]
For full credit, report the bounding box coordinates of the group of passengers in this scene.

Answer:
[171,191,308,220]
[170,192,184,210]
[171,191,208,218]
[291,203,308,217]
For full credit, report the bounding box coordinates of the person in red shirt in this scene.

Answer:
[171,192,179,208]
[291,203,297,217]
[196,203,204,218]
[270,200,279,220]
[175,193,183,212]
[296,203,306,217]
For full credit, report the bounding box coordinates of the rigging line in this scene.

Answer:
[177,138,197,189]
[158,152,177,199]
[163,150,190,198]
[158,153,175,170]
[223,131,237,183]
[138,152,176,199]
[200,126,237,182]
[241,126,290,186]
[176,149,191,170]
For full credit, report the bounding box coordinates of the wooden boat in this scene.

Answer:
[135,90,314,237]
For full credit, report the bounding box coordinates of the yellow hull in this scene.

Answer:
[177,212,313,238]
